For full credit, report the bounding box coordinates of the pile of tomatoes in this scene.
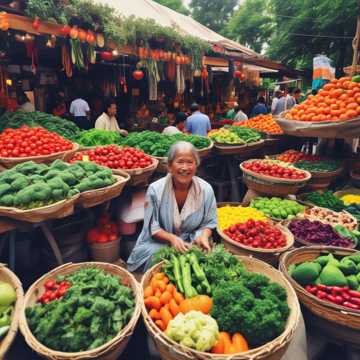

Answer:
[37,279,71,304]
[224,219,287,249]
[86,213,119,244]
[276,150,321,163]
[0,126,73,158]
[286,77,360,122]
[70,145,153,170]
[242,160,307,179]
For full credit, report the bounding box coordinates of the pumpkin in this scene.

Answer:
[100,51,113,61]
[60,25,71,37]
[133,70,144,80]
[69,26,79,40]
[179,295,213,314]
[78,29,87,42]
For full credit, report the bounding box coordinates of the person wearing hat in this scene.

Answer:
[185,103,211,137]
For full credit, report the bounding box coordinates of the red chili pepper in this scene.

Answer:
[316,290,327,299]
[348,290,360,298]
[330,286,344,294]
[342,292,351,301]
[343,301,360,310]
[316,284,329,292]
[305,286,317,295]
[335,296,344,304]
[349,297,360,306]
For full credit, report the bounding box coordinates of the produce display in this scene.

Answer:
[346,203,360,223]
[217,206,266,230]
[242,159,308,180]
[0,281,16,339]
[86,213,119,244]
[0,111,81,140]
[119,131,211,157]
[148,246,290,352]
[74,129,124,147]
[304,191,345,212]
[0,160,115,209]
[0,127,73,158]
[26,268,135,352]
[223,220,287,249]
[285,76,360,122]
[208,127,261,145]
[70,145,153,170]
[37,279,71,304]
[250,197,305,220]
[234,114,284,135]
[340,194,360,206]
[294,160,341,173]
[302,207,357,231]
[275,150,320,163]
[288,219,354,248]
[289,252,360,310]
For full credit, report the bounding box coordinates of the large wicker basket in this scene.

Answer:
[19,262,142,360]
[0,143,80,169]
[217,225,294,266]
[0,265,24,359]
[214,140,264,156]
[279,246,360,330]
[142,256,300,360]
[78,173,130,208]
[0,195,79,223]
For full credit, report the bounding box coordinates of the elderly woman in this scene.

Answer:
[127,141,217,272]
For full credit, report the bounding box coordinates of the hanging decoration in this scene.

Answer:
[32,16,40,31]
[133,69,144,80]
[0,12,9,31]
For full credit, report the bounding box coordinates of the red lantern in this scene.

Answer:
[234,70,242,78]
[32,16,40,31]
[60,25,71,36]
[100,51,113,61]
[133,70,144,80]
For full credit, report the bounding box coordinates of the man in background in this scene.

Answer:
[271,90,283,115]
[185,103,211,136]
[70,93,91,130]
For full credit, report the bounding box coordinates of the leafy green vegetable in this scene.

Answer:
[74,129,124,147]
[295,160,341,173]
[26,268,135,352]
[305,191,345,212]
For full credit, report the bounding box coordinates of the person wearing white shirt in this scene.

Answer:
[162,111,186,135]
[271,90,283,114]
[18,92,35,112]
[70,96,90,129]
[95,98,128,136]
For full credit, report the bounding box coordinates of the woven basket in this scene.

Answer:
[19,262,142,360]
[217,225,294,266]
[141,256,300,360]
[197,142,214,158]
[0,195,79,223]
[153,156,168,173]
[214,140,264,156]
[78,173,130,209]
[0,264,24,359]
[279,246,360,330]
[0,143,80,169]
[113,158,159,187]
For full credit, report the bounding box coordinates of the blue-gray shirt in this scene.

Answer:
[185,111,211,136]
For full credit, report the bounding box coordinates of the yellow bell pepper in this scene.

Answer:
[217,206,266,230]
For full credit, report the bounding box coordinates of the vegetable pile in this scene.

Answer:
[0,160,115,209]
[86,213,119,244]
[288,219,354,248]
[74,129,124,147]
[285,76,360,122]
[234,114,283,135]
[289,252,360,310]
[304,191,345,212]
[0,127,73,158]
[341,194,360,206]
[26,268,135,352]
[0,282,16,339]
[294,160,341,173]
[242,160,308,180]
[70,145,153,170]
[250,197,304,220]
[346,203,360,223]
[223,220,287,249]
[149,246,291,352]
[208,127,261,145]
[217,205,266,231]
[303,207,357,231]
[275,150,320,163]
[0,111,81,140]
[119,131,211,157]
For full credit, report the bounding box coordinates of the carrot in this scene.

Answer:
[160,291,172,305]
[220,332,232,354]
[159,307,173,328]
[232,333,249,352]
[144,296,161,311]
[173,291,184,305]
[155,319,166,331]
[211,336,225,354]
[149,309,161,320]
[144,286,153,299]
[169,299,180,317]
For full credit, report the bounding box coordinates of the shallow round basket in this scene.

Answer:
[217,225,294,266]
[142,257,300,360]
[113,158,159,187]
[0,143,80,169]
[0,264,24,359]
[0,195,79,223]
[153,156,168,174]
[305,167,343,191]
[279,246,360,332]
[19,262,142,360]
[214,139,264,156]
[78,173,130,209]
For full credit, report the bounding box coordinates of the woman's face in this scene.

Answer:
[169,151,197,186]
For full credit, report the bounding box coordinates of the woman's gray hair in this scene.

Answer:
[167,141,200,166]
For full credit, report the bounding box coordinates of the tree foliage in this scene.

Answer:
[153,0,190,15]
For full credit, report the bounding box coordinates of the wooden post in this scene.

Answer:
[351,1,360,75]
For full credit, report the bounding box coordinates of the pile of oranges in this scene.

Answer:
[234,114,283,135]
[285,77,360,122]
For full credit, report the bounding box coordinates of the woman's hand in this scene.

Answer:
[170,235,190,253]
[119,129,128,136]
[194,235,211,252]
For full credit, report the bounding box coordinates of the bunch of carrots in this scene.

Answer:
[234,114,283,135]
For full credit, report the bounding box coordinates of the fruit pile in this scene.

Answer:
[217,206,266,230]
[223,220,287,249]
[242,160,307,180]
[285,76,360,122]
[250,197,305,220]
[0,126,73,158]
[275,150,320,163]
[234,114,283,135]
[70,145,153,170]
[86,213,119,244]
[37,279,71,304]
[208,127,261,145]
